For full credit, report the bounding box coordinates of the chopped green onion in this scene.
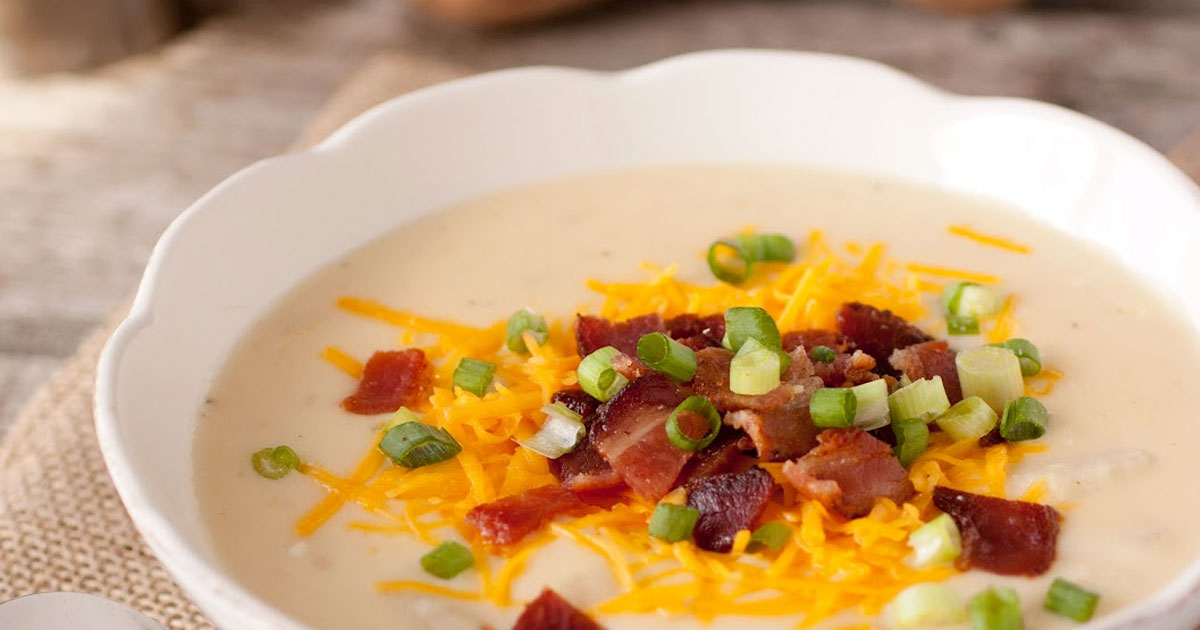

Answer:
[517,404,586,459]
[577,346,630,402]
[1044,578,1099,622]
[957,346,1024,413]
[729,338,782,395]
[723,307,782,354]
[888,583,967,629]
[888,376,951,423]
[250,445,300,480]
[969,587,1023,630]
[935,396,999,442]
[506,308,549,354]
[1000,396,1048,442]
[989,338,1042,376]
[810,387,857,428]
[707,234,797,284]
[665,396,722,452]
[942,282,1002,319]
[850,379,891,430]
[708,239,752,284]
[893,417,930,467]
[948,313,981,335]
[907,513,962,569]
[452,357,496,397]
[383,406,423,431]
[648,503,700,542]
[810,345,836,363]
[420,541,474,579]
[748,522,792,552]
[637,332,698,382]
[379,422,462,469]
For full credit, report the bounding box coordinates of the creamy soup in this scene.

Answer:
[195,165,1200,630]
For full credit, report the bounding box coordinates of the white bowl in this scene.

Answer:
[95,50,1200,630]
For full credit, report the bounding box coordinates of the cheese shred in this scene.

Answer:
[291,229,1055,626]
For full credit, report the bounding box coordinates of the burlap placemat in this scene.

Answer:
[0,54,468,629]
[0,50,1197,629]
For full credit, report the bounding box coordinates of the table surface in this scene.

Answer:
[1,0,1198,436]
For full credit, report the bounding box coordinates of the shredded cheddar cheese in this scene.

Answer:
[294,229,1057,627]
[948,224,1033,254]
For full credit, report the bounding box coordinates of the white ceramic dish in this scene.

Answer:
[95,50,1200,630]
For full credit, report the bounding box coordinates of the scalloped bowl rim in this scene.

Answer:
[94,49,1200,630]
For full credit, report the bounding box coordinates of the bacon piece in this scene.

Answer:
[674,430,755,487]
[724,376,824,461]
[666,313,725,350]
[686,467,775,552]
[340,349,431,415]
[933,486,1061,576]
[692,347,793,412]
[610,352,651,381]
[575,314,664,357]
[548,428,625,493]
[782,428,914,518]
[977,426,1004,448]
[512,588,606,630]
[550,389,600,419]
[782,330,878,387]
[782,329,855,354]
[466,485,588,547]
[890,340,963,403]
[592,374,692,499]
[836,302,933,367]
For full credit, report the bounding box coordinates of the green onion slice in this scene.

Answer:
[888,376,951,423]
[947,313,981,336]
[707,234,797,284]
[723,306,783,354]
[738,233,796,263]
[888,583,967,629]
[810,387,857,428]
[420,541,474,580]
[1044,578,1099,622]
[250,445,301,480]
[1000,396,1048,442]
[850,379,891,430]
[748,522,792,552]
[893,417,930,468]
[637,332,698,382]
[810,345,836,363]
[517,404,586,459]
[969,586,1023,630]
[379,422,462,469]
[989,338,1043,376]
[648,503,700,542]
[935,396,999,442]
[957,346,1024,413]
[383,406,423,431]
[907,513,962,569]
[506,307,549,354]
[577,346,630,402]
[665,396,722,452]
[729,338,782,395]
[452,357,496,397]
[942,282,1002,319]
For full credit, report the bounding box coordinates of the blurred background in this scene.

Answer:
[0,0,1197,435]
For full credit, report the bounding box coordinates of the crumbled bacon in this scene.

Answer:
[889,340,963,403]
[575,314,664,357]
[977,426,1004,448]
[610,352,651,381]
[466,485,588,546]
[686,467,775,552]
[782,329,855,354]
[511,588,605,630]
[550,389,600,420]
[592,374,693,499]
[933,486,1061,576]
[781,428,914,518]
[340,349,431,415]
[836,302,933,367]
[674,430,756,487]
[724,377,824,461]
[691,347,793,412]
[548,428,625,493]
[665,313,725,350]
[782,330,878,387]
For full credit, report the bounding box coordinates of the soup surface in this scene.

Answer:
[195,165,1200,629]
